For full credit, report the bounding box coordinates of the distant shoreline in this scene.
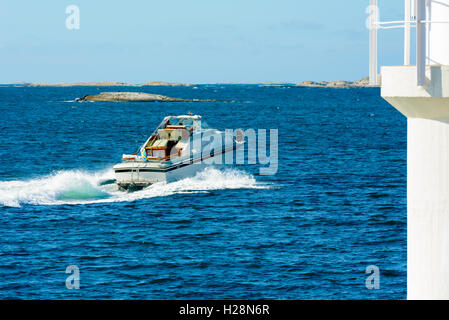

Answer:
[14,81,194,87]
[260,77,378,88]
[3,78,379,88]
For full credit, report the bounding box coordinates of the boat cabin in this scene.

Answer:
[141,115,201,161]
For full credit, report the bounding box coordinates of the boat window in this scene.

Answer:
[171,118,193,126]
[166,117,199,130]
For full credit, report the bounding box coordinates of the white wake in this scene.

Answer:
[0,167,267,207]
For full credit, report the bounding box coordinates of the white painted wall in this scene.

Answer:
[382,65,449,98]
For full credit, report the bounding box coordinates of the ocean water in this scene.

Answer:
[0,85,406,299]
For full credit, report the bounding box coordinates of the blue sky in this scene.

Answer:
[0,1,407,83]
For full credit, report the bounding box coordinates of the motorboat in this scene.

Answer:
[113,115,243,191]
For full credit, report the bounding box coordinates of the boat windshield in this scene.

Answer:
[168,117,195,127]
[165,117,209,131]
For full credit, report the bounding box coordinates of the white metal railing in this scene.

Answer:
[368,0,449,87]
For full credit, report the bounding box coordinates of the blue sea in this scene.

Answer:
[0,85,406,299]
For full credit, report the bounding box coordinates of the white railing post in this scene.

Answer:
[369,0,378,85]
[404,0,411,65]
[416,0,426,86]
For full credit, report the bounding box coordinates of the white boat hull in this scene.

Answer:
[114,161,206,190]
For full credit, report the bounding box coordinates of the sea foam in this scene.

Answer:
[0,167,267,207]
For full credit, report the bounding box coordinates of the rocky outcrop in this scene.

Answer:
[258,82,296,87]
[76,92,212,102]
[296,77,376,88]
[257,77,377,88]
[141,81,192,87]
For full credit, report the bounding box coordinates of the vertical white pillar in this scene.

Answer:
[381,0,449,300]
[404,0,411,65]
[408,0,449,296]
[416,0,426,86]
[408,117,449,299]
[369,0,378,85]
